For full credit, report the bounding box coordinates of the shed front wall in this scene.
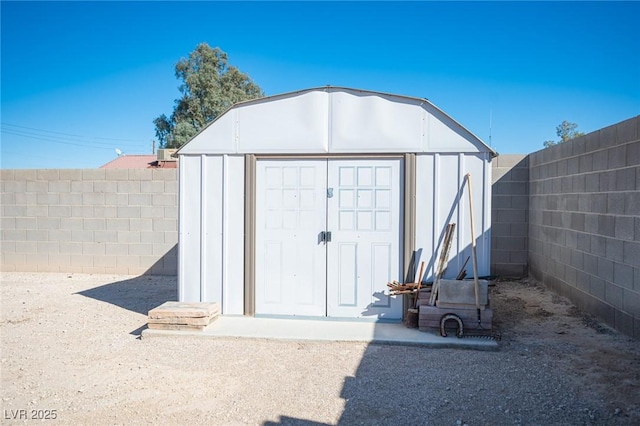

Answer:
[178,152,493,318]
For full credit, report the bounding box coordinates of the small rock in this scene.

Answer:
[456,420,462,426]
[614,408,621,415]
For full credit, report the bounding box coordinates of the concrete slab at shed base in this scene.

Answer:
[141,316,498,350]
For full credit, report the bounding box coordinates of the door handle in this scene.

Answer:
[319,231,332,243]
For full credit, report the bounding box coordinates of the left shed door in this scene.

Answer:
[255,160,328,316]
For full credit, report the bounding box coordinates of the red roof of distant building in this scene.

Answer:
[99,155,178,169]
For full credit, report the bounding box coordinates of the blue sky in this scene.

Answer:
[1,1,639,169]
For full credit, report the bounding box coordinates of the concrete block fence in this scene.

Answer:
[528,116,640,339]
[0,168,177,275]
[491,154,529,278]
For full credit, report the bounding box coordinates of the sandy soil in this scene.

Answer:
[1,272,639,425]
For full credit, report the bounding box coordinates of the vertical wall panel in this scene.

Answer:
[458,154,489,278]
[179,155,202,301]
[415,154,436,281]
[223,156,245,314]
[436,154,461,278]
[202,156,223,303]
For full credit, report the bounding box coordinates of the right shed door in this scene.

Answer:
[326,159,403,319]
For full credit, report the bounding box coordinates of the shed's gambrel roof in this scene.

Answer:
[177,86,497,156]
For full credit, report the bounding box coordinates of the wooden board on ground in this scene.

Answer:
[148,302,220,319]
[436,301,487,311]
[147,316,214,326]
[147,323,208,331]
[419,305,493,331]
[437,279,489,306]
[148,301,220,331]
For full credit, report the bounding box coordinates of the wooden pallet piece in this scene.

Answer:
[147,301,220,331]
[419,305,493,331]
[148,301,220,319]
[147,323,209,331]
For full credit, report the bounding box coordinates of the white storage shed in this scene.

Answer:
[176,86,497,320]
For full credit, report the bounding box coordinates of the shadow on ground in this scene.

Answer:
[75,275,177,316]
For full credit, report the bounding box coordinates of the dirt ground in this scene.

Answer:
[1,272,639,425]
[490,277,640,421]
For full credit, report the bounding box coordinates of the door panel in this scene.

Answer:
[255,160,327,316]
[327,159,403,319]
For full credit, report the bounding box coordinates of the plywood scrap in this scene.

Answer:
[147,301,220,331]
[419,305,493,331]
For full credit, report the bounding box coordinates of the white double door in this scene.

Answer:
[255,158,402,319]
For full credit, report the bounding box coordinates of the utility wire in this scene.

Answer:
[1,128,147,150]
[1,122,147,143]
[2,129,122,150]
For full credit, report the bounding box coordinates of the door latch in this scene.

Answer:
[320,231,332,243]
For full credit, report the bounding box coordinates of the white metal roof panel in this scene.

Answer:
[329,90,423,153]
[177,87,497,156]
[237,90,328,153]
[424,105,490,153]
[183,108,236,154]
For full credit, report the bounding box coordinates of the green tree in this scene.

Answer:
[154,43,264,148]
[543,120,585,148]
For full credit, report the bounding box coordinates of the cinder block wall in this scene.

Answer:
[491,154,529,278]
[0,168,178,275]
[529,116,640,338]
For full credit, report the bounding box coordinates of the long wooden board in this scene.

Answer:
[428,223,456,306]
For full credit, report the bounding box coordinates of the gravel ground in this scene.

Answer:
[1,272,639,425]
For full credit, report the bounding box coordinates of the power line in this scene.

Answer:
[2,129,119,150]
[1,127,147,150]
[1,122,147,143]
